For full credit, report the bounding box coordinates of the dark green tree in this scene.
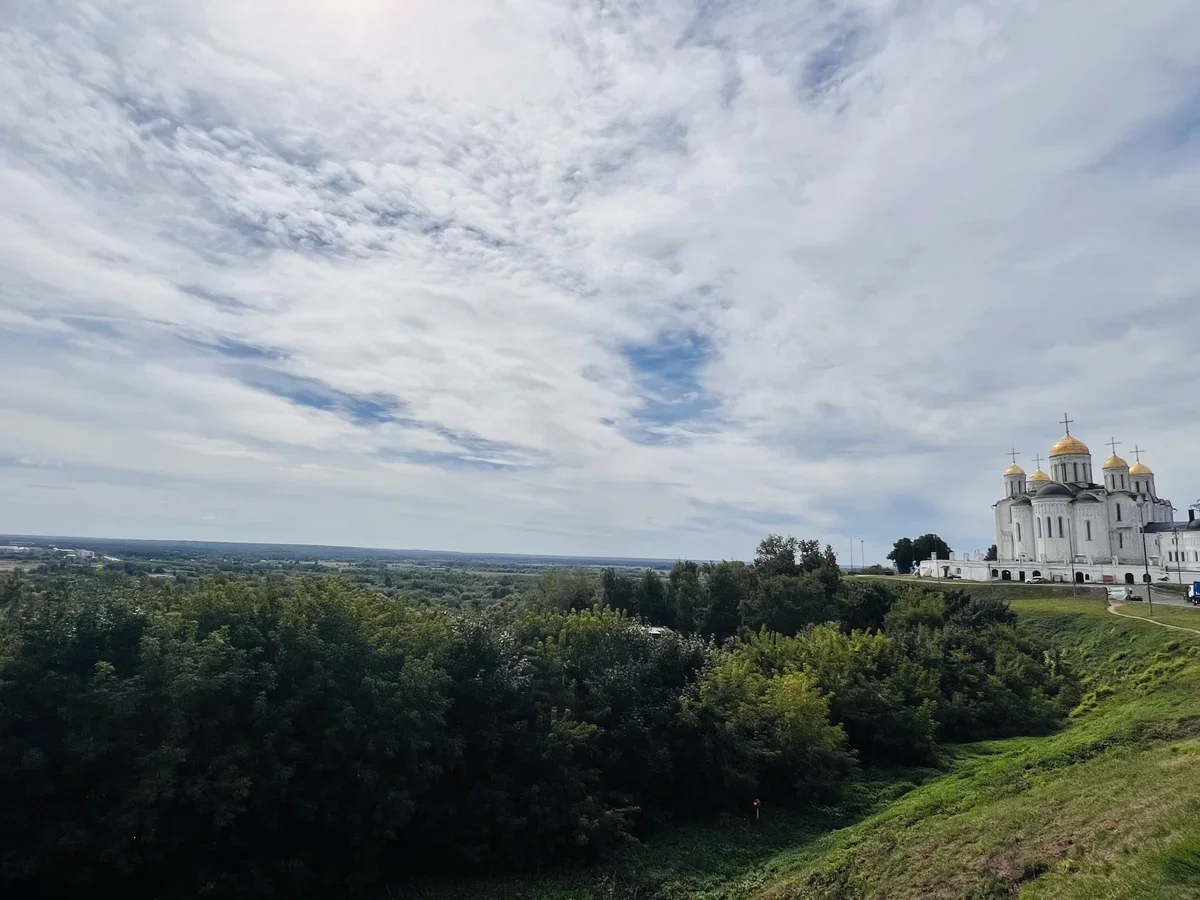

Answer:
[754,534,799,578]
[697,561,751,641]
[985,544,998,561]
[600,568,636,615]
[633,569,673,626]
[912,533,952,564]
[887,537,915,574]
[667,561,702,634]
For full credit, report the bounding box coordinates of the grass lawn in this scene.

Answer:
[406,590,1200,900]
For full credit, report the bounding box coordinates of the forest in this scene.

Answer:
[0,537,1081,898]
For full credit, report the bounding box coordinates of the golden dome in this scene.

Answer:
[1130,461,1153,476]
[1102,454,1128,470]
[1005,463,1026,477]
[1028,468,1052,483]
[1049,434,1090,457]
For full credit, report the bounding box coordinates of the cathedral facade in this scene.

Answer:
[918,418,1200,585]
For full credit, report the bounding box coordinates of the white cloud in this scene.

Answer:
[1,0,1199,563]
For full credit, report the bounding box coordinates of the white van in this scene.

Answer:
[1107,586,1135,603]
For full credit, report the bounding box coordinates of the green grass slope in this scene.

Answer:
[748,596,1200,900]
[410,593,1200,900]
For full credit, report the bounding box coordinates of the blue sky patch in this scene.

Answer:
[234,366,405,426]
[618,329,720,444]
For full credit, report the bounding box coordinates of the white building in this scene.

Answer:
[918,419,1200,586]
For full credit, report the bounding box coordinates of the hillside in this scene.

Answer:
[413,591,1200,900]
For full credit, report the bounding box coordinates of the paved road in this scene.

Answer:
[1123,584,1197,608]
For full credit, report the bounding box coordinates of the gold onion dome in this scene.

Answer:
[1102,454,1128,470]
[1049,434,1090,457]
[1028,469,1052,483]
[1005,463,1026,476]
[1130,461,1153,475]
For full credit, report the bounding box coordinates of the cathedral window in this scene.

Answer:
[1121,474,1126,490]
[1073,462,1079,481]
[1046,517,1053,538]
[1017,523,1022,542]
[1058,516,1064,537]
[1116,503,1122,522]
[1037,519,1042,538]
[1119,533,1124,549]
[1086,520,1092,541]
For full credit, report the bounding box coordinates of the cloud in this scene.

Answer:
[1,0,1200,562]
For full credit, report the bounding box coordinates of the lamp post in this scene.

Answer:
[1140,504,1153,612]
[1068,517,1077,599]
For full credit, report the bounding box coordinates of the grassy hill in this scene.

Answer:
[411,591,1200,900]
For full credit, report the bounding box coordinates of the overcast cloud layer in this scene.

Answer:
[2,0,1199,563]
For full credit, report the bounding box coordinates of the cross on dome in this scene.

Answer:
[1009,447,1020,466]
[1107,437,1121,456]
[1061,413,1074,434]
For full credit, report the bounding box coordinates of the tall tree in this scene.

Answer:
[985,544,998,562]
[912,534,952,564]
[698,561,750,641]
[754,535,799,578]
[600,568,636,615]
[634,569,673,626]
[887,538,915,575]
[668,561,702,634]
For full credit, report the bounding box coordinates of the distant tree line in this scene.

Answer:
[0,536,1079,899]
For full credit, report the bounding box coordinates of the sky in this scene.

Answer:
[2,0,1199,564]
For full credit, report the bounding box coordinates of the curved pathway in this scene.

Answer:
[1107,602,1200,637]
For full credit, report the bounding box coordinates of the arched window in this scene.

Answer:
[1073,462,1079,481]
[1058,516,1064,537]
[1016,522,1022,542]
[1046,517,1053,538]
[1121,474,1126,490]
[1085,520,1092,541]
[1036,519,1042,538]
[1116,503,1122,522]
[1119,533,1124,549]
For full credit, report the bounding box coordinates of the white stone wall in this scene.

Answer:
[1051,453,1093,485]
[1013,502,1035,560]
[918,557,1200,583]
[1031,498,1074,562]
[1072,500,1108,561]
[1102,464,1130,493]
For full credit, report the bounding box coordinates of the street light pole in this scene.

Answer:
[1140,504,1153,612]
[1068,517,1077,599]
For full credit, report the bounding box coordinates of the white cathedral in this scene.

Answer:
[918,417,1200,586]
